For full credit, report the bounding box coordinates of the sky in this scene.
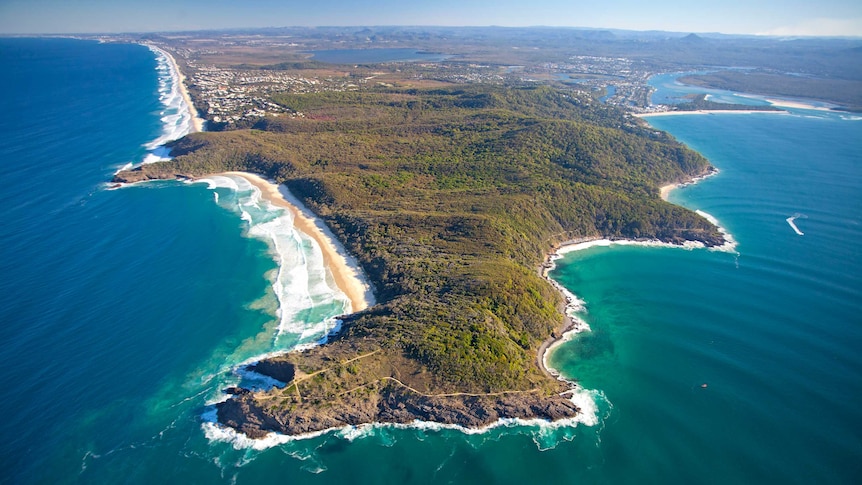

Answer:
[1,0,861,37]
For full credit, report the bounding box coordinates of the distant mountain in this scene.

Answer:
[679,33,706,43]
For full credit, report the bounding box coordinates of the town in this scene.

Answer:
[134,30,676,128]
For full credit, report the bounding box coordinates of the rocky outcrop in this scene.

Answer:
[248,360,296,384]
[216,384,580,439]
[112,167,190,184]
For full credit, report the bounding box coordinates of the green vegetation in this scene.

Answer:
[674,94,781,112]
[118,84,721,400]
[680,71,862,112]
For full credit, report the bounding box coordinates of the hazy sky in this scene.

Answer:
[1,0,861,36]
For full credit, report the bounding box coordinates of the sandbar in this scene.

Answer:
[764,98,834,112]
[221,171,375,313]
[634,109,788,118]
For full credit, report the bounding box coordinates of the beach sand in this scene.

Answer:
[660,183,676,201]
[151,45,205,133]
[764,98,834,111]
[634,109,788,118]
[221,172,374,313]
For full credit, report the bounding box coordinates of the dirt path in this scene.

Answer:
[340,376,541,398]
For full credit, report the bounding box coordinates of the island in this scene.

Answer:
[115,82,725,437]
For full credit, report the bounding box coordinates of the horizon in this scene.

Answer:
[1,0,861,38]
[2,24,862,42]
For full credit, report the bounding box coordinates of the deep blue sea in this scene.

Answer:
[2,38,860,484]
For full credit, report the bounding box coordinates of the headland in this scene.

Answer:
[113,69,728,439]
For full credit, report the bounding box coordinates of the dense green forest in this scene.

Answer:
[117,84,722,401]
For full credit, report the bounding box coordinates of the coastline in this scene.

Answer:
[207,395,598,450]
[147,44,205,133]
[538,169,736,377]
[761,97,837,112]
[537,243,594,381]
[220,171,374,313]
[660,183,676,200]
[634,109,788,118]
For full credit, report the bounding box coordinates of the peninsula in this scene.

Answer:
[115,83,724,437]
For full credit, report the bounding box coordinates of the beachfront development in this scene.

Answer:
[128,31,744,130]
[110,27,858,137]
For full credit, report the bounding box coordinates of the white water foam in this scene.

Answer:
[203,385,609,452]
[556,237,706,256]
[202,232,611,452]
[695,210,738,253]
[113,45,195,174]
[200,171,740,452]
[143,45,194,151]
[277,185,377,310]
[193,175,352,347]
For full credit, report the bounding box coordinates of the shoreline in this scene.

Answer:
[147,44,205,133]
[206,394,598,449]
[660,183,676,200]
[757,96,839,112]
[634,109,788,118]
[537,242,595,381]
[659,169,717,202]
[220,171,374,313]
[537,169,735,376]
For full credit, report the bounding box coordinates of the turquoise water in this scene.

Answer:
[598,85,616,103]
[548,106,862,482]
[2,39,860,483]
[649,71,785,107]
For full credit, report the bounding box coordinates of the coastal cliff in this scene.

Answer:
[218,380,580,438]
[115,84,725,437]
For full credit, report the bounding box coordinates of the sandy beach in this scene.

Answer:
[764,98,834,111]
[660,183,676,201]
[149,45,205,133]
[634,109,788,118]
[220,172,374,313]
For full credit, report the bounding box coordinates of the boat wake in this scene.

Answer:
[786,213,807,235]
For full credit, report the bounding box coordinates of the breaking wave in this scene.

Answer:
[192,174,351,349]
[114,45,195,174]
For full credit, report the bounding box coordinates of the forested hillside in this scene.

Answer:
[116,84,723,435]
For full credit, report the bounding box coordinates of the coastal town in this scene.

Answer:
[139,33,678,128]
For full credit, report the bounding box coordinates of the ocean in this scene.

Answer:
[1,38,860,484]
